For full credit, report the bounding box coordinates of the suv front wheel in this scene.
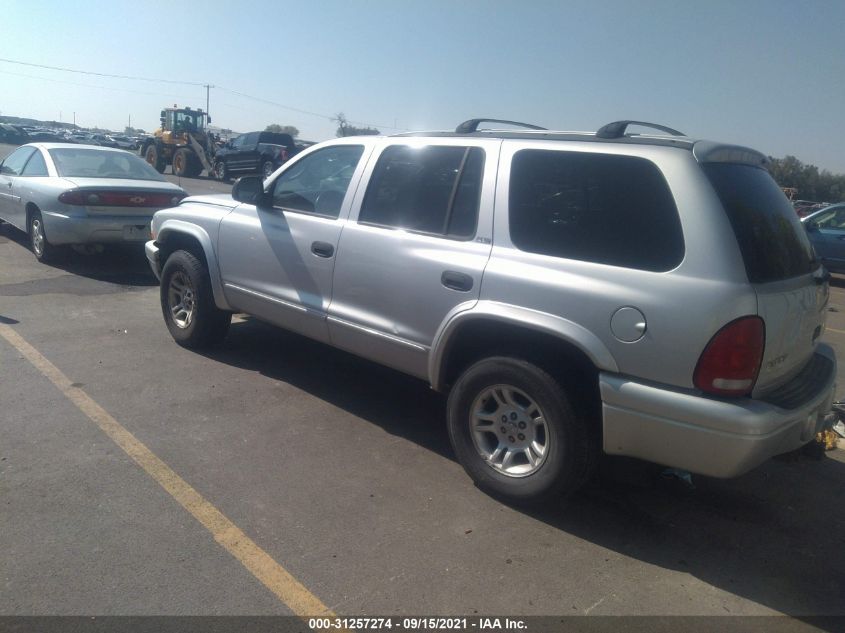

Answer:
[447,357,595,504]
[160,250,231,348]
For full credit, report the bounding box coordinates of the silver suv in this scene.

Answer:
[145,118,837,504]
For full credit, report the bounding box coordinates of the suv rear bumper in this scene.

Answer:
[600,344,836,478]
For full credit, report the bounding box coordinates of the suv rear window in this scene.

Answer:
[704,164,816,283]
[509,150,684,271]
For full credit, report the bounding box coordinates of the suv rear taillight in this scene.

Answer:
[693,316,765,397]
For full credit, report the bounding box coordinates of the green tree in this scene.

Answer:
[334,113,379,137]
[768,155,845,203]
[265,124,299,137]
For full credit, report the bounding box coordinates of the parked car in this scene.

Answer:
[794,200,829,217]
[144,118,836,504]
[802,203,845,273]
[0,123,30,145]
[212,131,300,181]
[109,135,139,150]
[0,143,186,262]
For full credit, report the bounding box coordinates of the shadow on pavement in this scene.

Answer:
[206,317,845,623]
[0,223,156,289]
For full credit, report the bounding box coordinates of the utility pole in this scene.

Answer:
[73,112,76,126]
[204,84,214,119]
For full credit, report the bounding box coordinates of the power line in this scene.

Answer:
[0,57,204,86]
[0,57,409,131]
[214,85,407,131]
[0,68,197,102]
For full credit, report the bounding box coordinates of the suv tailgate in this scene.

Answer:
[702,159,828,395]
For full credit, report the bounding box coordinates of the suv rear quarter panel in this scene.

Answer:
[481,140,758,391]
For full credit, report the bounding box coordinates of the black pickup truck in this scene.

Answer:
[212,131,300,181]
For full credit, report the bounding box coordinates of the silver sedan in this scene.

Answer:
[0,143,186,262]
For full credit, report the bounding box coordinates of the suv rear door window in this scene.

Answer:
[509,150,684,271]
[704,164,816,283]
[359,145,483,239]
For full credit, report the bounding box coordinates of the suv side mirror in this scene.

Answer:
[232,176,272,207]
[804,220,819,232]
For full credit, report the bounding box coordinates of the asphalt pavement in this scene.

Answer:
[1,143,844,622]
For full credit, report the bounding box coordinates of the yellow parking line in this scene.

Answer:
[0,324,333,618]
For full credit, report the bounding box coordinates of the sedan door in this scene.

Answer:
[0,145,36,229]
[217,142,372,343]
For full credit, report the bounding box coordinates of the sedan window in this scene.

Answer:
[0,146,36,175]
[814,208,845,229]
[48,148,165,181]
[21,150,49,177]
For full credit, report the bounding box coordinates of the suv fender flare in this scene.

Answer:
[429,300,619,392]
[156,219,232,312]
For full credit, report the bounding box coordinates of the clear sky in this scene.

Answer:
[2,0,844,172]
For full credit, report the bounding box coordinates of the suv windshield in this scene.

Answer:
[704,163,816,284]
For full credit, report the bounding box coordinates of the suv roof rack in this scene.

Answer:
[596,120,685,139]
[455,118,547,134]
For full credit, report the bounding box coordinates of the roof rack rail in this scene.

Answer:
[455,118,547,134]
[596,120,684,139]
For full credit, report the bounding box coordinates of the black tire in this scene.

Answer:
[447,357,597,504]
[214,160,229,182]
[160,249,231,349]
[185,153,203,178]
[144,144,166,173]
[172,149,191,177]
[262,160,275,179]
[28,209,62,263]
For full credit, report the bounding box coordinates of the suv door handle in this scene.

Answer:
[311,241,334,258]
[441,270,474,292]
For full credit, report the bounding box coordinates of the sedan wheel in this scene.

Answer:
[28,210,60,263]
[31,217,46,258]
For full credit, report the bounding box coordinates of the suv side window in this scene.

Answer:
[509,150,684,272]
[0,146,36,175]
[359,145,483,239]
[21,149,48,177]
[271,145,365,218]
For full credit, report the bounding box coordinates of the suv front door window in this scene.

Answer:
[272,145,366,218]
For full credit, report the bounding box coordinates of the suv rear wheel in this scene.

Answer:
[160,250,231,348]
[447,357,595,504]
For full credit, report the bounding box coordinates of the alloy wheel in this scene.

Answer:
[469,384,550,477]
[167,271,196,329]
